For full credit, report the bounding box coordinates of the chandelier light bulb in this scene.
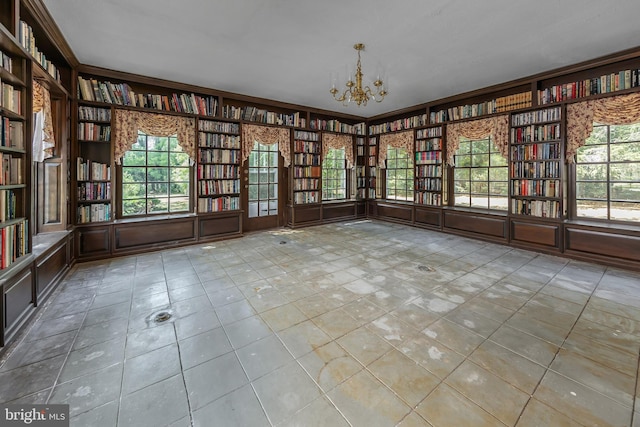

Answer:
[330,43,387,107]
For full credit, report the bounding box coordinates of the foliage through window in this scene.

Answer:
[385,147,414,201]
[575,122,640,222]
[121,132,191,216]
[247,141,278,218]
[322,148,347,200]
[453,136,508,210]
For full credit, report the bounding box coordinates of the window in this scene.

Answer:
[385,147,414,201]
[575,123,640,222]
[453,136,508,210]
[247,141,278,217]
[121,132,191,216]
[322,148,347,200]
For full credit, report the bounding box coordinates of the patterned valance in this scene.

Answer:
[567,92,640,163]
[445,115,509,166]
[32,80,55,161]
[114,109,196,164]
[322,133,354,169]
[241,124,291,167]
[378,130,414,169]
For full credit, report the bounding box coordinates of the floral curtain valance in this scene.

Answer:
[322,133,354,169]
[32,80,55,161]
[378,130,414,169]
[445,115,509,166]
[241,124,291,166]
[114,109,196,164]
[567,92,640,163]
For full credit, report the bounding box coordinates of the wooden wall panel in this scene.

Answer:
[444,211,507,239]
[36,243,68,298]
[415,208,441,228]
[76,226,111,258]
[376,203,413,222]
[291,206,322,224]
[199,214,241,238]
[566,227,640,262]
[511,220,560,248]
[323,203,356,221]
[4,268,33,335]
[115,219,196,250]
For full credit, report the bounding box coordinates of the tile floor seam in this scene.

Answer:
[511,263,608,426]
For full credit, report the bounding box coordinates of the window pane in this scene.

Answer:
[171,167,190,182]
[259,185,268,199]
[576,144,607,163]
[610,142,640,162]
[489,168,508,181]
[269,184,277,198]
[576,200,608,218]
[473,154,489,167]
[490,153,508,167]
[471,169,488,181]
[610,182,640,200]
[171,152,190,167]
[576,182,607,199]
[170,197,189,212]
[171,182,189,196]
[148,168,168,182]
[576,164,607,181]
[123,167,146,183]
[123,152,146,166]
[149,183,168,197]
[586,126,607,144]
[123,183,145,198]
[610,202,640,221]
[489,196,508,210]
[610,163,640,181]
[455,155,471,168]
[148,152,168,167]
[455,169,470,180]
[169,138,180,151]
[248,184,258,201]
[131,135,146,150]
[610,125,640,143]
[149,197,168,213]
[123,199,146,216]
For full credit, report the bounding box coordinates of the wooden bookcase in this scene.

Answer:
[197,119,241,213]
[509,106,564,219]
[366,136,377,199]
[222,99,305,128]
[414,126,444,206]
[292,130,321,204]
[75,104,112,223]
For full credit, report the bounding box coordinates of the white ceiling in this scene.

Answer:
[43,0,640,118]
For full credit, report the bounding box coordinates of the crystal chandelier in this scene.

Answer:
[330,43,387,107]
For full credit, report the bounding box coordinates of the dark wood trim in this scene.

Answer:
[22,0,78,67]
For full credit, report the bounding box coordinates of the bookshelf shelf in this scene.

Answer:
[292,130,320,204]
[509,106,564,219]
[197,119,241,213]
[415,126,443,206]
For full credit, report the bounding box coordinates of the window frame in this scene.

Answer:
[574,122,640,224]
[452,136,508,211]
[118,132,193,218]
[322,147,348,201]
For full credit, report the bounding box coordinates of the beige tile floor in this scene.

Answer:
[1,219,639,426]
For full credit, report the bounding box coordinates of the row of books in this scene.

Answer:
[511,179,560,198]
[369,114,428,135]
[415,152,441,164]
[293,153,320,165]
[77,77,218,116]
[538,69,640,105]
[0,155,23,185]
[294,130,319,141]
[309,119,365,135]
[77,158,110,181]
[511,143,560,161]
[356,177,376,188]
[198,179,240,195]
[198,133,240,149]
[77,203,111,223]
[199,120,239,134]
[294,191,319,204]
[416,127,443,139]
[512,199,560,218]
[198,196,239,213]
[222,105,306,128]
[293,166,321,178]
[430,92,532,123]
[293,178,319,191]
[197,164,239,179]
[18,21,60,81]
[416,139,442,151]
[1,219,28,270]
[0,189,17,222]
[78,182,111,201]
[511,107,561,126]
[1,81,21,114]
[416,192,442,206]
[78,106,111,122]
[356,188,376,199]
[78,123,111,142]
[198,149,240,164]
[511,160,561,179]
[510,124,560,143]
[1,118,24,149]
[368,156,377,166]
[416,165,442,177]
[1,50,12,74]
[294,140,320,153]
[415,178,442,191]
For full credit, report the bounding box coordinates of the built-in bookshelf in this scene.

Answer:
[18,20,60,82]
[0,46,28,270]
[369,113,428,135]
[510,106,563,218]
[77,76,218,116]
[292,130,320,204]
[415,126,443,206]
[538,66,640,105]
[197,120,240,212]
[309,117,365,135]
[76,105,112,223]
[366,136,377,199]
[356,137,367,199]
[430,92,532,123]
[223,104,305,128]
